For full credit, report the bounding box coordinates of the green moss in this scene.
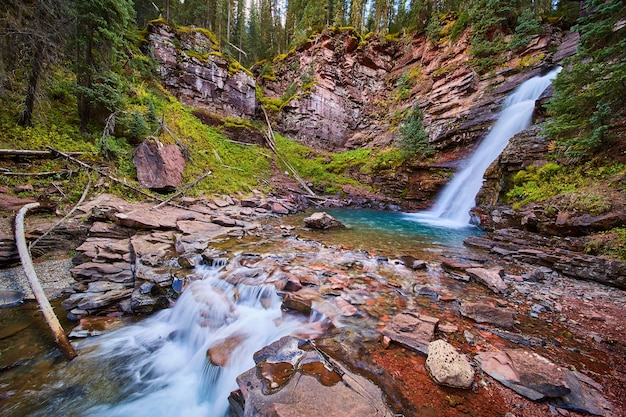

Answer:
[585,228,626,261]
[176,26,219,50]
[228,60,253,77]
[518,52,545,68]
[507,162,625,215]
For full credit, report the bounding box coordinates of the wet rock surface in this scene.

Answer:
[303,211,346,229]
[230,336,394,417]
[1,196,625,417]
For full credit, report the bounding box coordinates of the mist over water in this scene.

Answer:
[408,67,562,227]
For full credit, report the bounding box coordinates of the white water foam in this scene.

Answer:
[76,261,325,417]
[408,67,562,227]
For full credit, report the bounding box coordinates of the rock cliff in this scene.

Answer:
[144,20,257,119]
[145,22,577,205]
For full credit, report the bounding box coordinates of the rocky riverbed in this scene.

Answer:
[0,192,625,417]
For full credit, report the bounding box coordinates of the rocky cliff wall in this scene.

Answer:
[259,27,569,156]
[145,22,578,205]
[144,21,257,119]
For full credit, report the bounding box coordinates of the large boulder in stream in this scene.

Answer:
[303,212,345,230]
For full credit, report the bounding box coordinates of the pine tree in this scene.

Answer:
[545,0,626,159]
[72,0,136,131]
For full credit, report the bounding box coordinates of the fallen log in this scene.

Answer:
[15,202,77,360]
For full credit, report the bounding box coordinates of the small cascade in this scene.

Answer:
[409,67,561,227]
[72,259,324,417]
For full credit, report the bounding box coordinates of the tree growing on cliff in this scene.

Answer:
[545,0,626,160]
[398,105,433,159]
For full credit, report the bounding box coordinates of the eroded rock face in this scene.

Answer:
[145,21,256,118]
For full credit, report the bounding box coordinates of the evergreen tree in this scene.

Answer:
[72,0,136,131]
[545,0,626,159]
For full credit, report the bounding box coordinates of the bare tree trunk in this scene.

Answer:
[15,202,78,360]
[0,39,7,98]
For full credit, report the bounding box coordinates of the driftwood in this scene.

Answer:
[15,202,78,360]
[0,149,84,158]
[2,169,77,177]
[47,146,165,203]
[47,147,213,215]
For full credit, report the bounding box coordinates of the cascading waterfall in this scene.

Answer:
[66,260,325,417]
[409,67,561,227]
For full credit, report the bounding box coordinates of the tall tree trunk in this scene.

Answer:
[0,39,6,99]
[18,47,43,127]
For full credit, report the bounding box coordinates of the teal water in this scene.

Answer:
[290,209,482,257]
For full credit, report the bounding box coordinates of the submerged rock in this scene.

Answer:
[459,302,515,329]
[425,340,474,389]
[380,311,439,354]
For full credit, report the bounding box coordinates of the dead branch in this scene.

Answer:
[261,107,318,198]
[2,169,77,177]
[0,149,84,158]
[151,171,212,210]
[47,147,214,215]
[15,202,77,360]
[29,179,92,251]
[46,146,165,203]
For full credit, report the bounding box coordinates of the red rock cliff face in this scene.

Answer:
[260,27,567,156]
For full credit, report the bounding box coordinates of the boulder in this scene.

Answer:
[133,137,185,192]
[380,311,439,354]
[465,267,508,294]
[303,212,345,230]
[425,340,474,389]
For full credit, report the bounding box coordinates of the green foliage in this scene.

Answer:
[545,0,626,160]
[585,228,626,261]
[395,68,420,101]
[506,162,625,214]
[397,105,433,159]
[509,8,542,50]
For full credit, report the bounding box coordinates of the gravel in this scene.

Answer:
[0,258,75,300]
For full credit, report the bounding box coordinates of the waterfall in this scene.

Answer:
[72,260,325,417]
[409,67,561,227]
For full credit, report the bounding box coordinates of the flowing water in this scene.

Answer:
[1,262,325,417]
[409,67,562,226]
